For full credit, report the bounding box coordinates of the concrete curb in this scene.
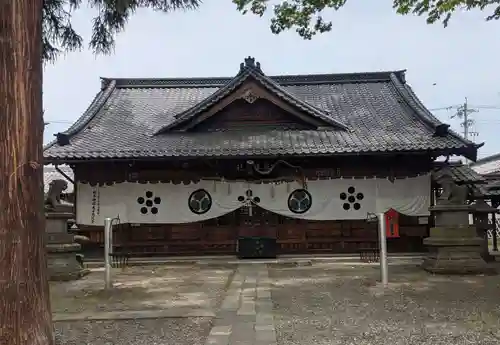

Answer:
[84,254,426,269]
[53,309,216,322]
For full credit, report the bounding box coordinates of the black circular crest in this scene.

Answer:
[287,189,312,214]
[188,189,212,215]
[137,191,161,215]
[340,186,364,212]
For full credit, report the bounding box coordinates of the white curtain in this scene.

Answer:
[252,178,376,220]
[76,181,248,225]
[75,175,431,225]
[375,174,431,216]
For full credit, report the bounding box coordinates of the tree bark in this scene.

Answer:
[0,1,53,345]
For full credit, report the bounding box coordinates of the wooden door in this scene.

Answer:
[236,205,277,238]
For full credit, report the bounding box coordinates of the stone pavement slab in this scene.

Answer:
[205,264,277,345]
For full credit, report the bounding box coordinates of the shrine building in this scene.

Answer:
[43,57,482,258]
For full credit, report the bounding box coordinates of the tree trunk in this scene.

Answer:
[0,1,53,345]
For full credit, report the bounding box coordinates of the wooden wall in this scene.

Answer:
[72,155,433,185]
[190,99,313,131]
[76,208,428,257]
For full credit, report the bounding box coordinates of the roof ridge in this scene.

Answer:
[245,68,349,130]
[105,70,406,88]
[155,68,254,131]
[389,73,443,131]
[389,74,478,147]
[390,74,480,161]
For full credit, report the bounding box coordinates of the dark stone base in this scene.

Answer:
[47,243,90,281]
[422,225,495,275]
[481,251,496,263]
[422,249,496,275]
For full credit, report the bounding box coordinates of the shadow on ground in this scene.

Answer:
[50,264,237,313]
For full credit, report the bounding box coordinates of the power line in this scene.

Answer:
[430,105,500,111]
[429,105,460,111]
[430,98,479,140]
[44,120,73,125]
[470,105,500,110]
[430,100,500,141]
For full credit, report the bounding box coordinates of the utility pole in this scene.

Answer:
[451,97,479,141]
[453,98,478,164]
[430,97,500,162]
[430,98,481,165]
[430,98,481,141]
[463,98,468,139]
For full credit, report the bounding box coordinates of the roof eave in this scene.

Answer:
[44,146,475,164]
[389,73,479,160]
[43,80,117,152]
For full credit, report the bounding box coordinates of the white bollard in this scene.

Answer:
[377,213,389,286]
[104,217,112,289]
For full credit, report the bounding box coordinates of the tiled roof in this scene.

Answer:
[44,57,478,162]
[471,153,500,175]
[472,180,500,199]
[432,161,485,186]
[440,163,486,184]
[44,165,74,194]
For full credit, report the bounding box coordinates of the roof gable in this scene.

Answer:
[154,57,349,133]
[187,98,318,131]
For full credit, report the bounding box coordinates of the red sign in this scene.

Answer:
[385,208,400,238]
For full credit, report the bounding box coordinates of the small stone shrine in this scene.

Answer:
[422,167,493,274]
[45,179,89,281]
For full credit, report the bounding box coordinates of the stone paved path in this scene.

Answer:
[205,264,276,345]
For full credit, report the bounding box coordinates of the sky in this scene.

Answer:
[43,0,500,159]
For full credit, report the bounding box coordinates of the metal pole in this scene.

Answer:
[104,217,112,289]
[492,201,499,252]
[377,213,389,286]
[493,212,498,252]
[463,98,468,140]
[109,219,114,253]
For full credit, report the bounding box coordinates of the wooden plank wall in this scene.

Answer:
[76,211,428,257]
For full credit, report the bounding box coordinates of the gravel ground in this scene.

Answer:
[269,263,500,345]
[51,265,235,313]
[54,318,212,345]
[50,261,500,344]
